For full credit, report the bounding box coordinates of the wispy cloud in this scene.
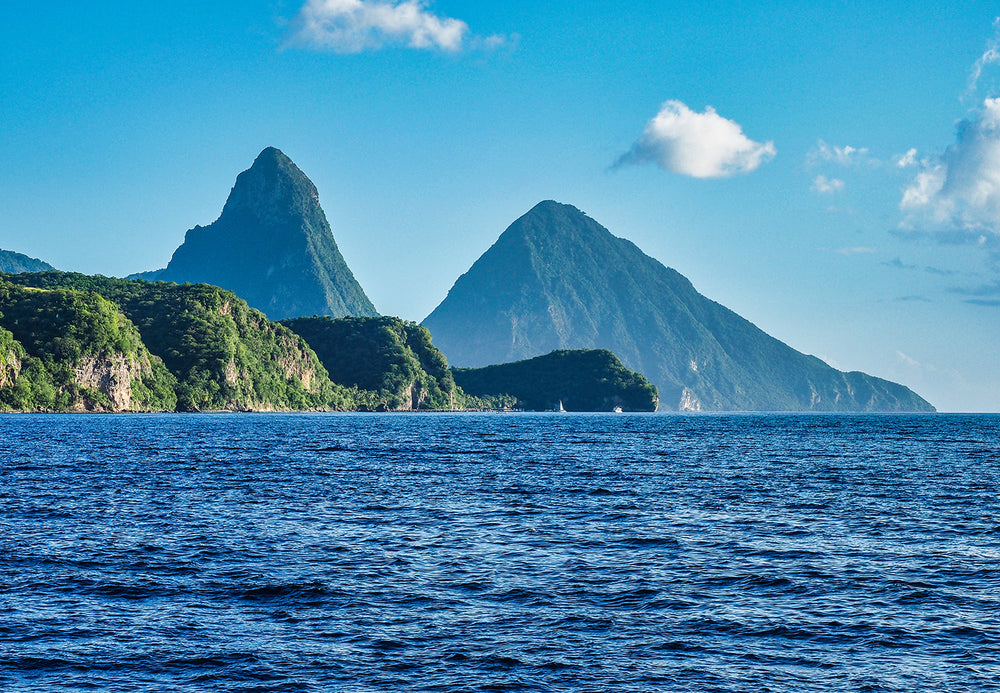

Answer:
[614,101,775,178]
[832,246,876,256]
[285,0,503,53]
[951,279,1000,306]
[884,257,917,270]
[811,174,844,194]
[966,17,1000,99]
[807,140,876,167]
[899,98,1000,251]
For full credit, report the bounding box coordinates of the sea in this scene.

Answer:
[1,412,998,692]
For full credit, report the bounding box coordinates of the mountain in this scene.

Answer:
[151,147,377,320]
[282,316,460,411]
[0,249,54,273]
[452,349,659,412]
[423,201,935,412]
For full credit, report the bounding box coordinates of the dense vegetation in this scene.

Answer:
[148,147,378,320]
[453,349,659,412]
[424,200,935,412]
[282,316,460,410]
[3,272,348,411]
[0,280,176,411]
[0,249,54,274]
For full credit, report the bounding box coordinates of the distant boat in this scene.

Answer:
[612,406,623,413]
[553,400,566,412]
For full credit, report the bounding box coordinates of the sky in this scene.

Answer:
[2,0,1000,412]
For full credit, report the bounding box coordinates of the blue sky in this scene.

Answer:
[2,1,1000,411]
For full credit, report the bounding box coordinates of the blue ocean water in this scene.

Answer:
[1,412,998,692]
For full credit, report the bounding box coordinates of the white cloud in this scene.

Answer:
[614,101,775,178]
[900,98,1000,237]
[807,140,874,167]
[811,175,845,194]
[895,148,919,168]
[286,0,491,53]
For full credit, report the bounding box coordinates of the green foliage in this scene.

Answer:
[4,272,351,411]
[0,279,176,411]
[453,349,659,412]
[282,316,459,410]
[424,201,935,412]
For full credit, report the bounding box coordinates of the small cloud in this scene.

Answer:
[614,101,775,178]
[966,298,1000,306]
[895,148,919,168]
[895,295,933,303]
[808,140,875,167]
[811,174,845,194]
[896,351,922,367]
[285,0,503,53]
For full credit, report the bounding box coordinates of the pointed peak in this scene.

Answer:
[525,200,584,217]
[504,200,608,245]
[247,147,302,179]
[252,146,293,168]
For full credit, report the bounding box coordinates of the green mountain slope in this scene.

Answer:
[283,316,459,410]
[453,349,659,412]
[0,249,54,274]
[0,280,176,411]
[152,147,377,320]
[423,201,934,412]
[4,272,349,411]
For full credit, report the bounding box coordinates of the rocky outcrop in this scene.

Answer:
[0,329,23,389]
[71,351,166,412]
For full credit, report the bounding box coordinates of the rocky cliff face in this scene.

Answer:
[424,201,935,412]
[70,351,164,412]
[154,147,378,320]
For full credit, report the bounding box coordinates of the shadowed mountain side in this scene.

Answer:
[423,201,934,412]
[152,147,377,320]
[0,249,54,274]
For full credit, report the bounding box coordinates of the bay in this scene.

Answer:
[1,413,999,691]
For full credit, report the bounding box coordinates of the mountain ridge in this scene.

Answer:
[423,200,934,412]
[0,249,55,274]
